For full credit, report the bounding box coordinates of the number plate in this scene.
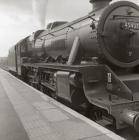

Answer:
[121,22,139,30]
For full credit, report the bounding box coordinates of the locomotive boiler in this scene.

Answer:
[7,0,139,132]
[34,0,139,68]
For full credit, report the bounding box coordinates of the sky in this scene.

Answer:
[0,0,139,57]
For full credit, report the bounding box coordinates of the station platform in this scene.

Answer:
[0,68,125,140]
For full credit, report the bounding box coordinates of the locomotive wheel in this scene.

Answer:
[40,85,44,92]
[86,105,102,121]
[70,86,89,112]
[50,92,57,100]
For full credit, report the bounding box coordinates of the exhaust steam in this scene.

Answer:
[32,0,48,28]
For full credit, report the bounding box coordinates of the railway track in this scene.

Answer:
[117,128,139,140]
[101,122,139,140]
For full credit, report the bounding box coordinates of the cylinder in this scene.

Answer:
[90,0,112,11]
[122,109,139,132]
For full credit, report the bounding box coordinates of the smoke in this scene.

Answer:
[32,0,48,28]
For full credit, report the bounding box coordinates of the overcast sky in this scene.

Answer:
[0,0,139,57]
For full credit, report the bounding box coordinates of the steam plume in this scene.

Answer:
[32,0,48,28]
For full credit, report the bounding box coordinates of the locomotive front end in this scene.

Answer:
[97,1,139,67]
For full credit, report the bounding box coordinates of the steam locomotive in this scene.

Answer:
[7,0,139,132]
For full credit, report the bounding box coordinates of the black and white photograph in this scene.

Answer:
[0,0,139,140]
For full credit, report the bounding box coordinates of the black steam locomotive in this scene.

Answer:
[7,0,139,132]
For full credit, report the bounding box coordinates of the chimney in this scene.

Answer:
[90,0,112,11]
